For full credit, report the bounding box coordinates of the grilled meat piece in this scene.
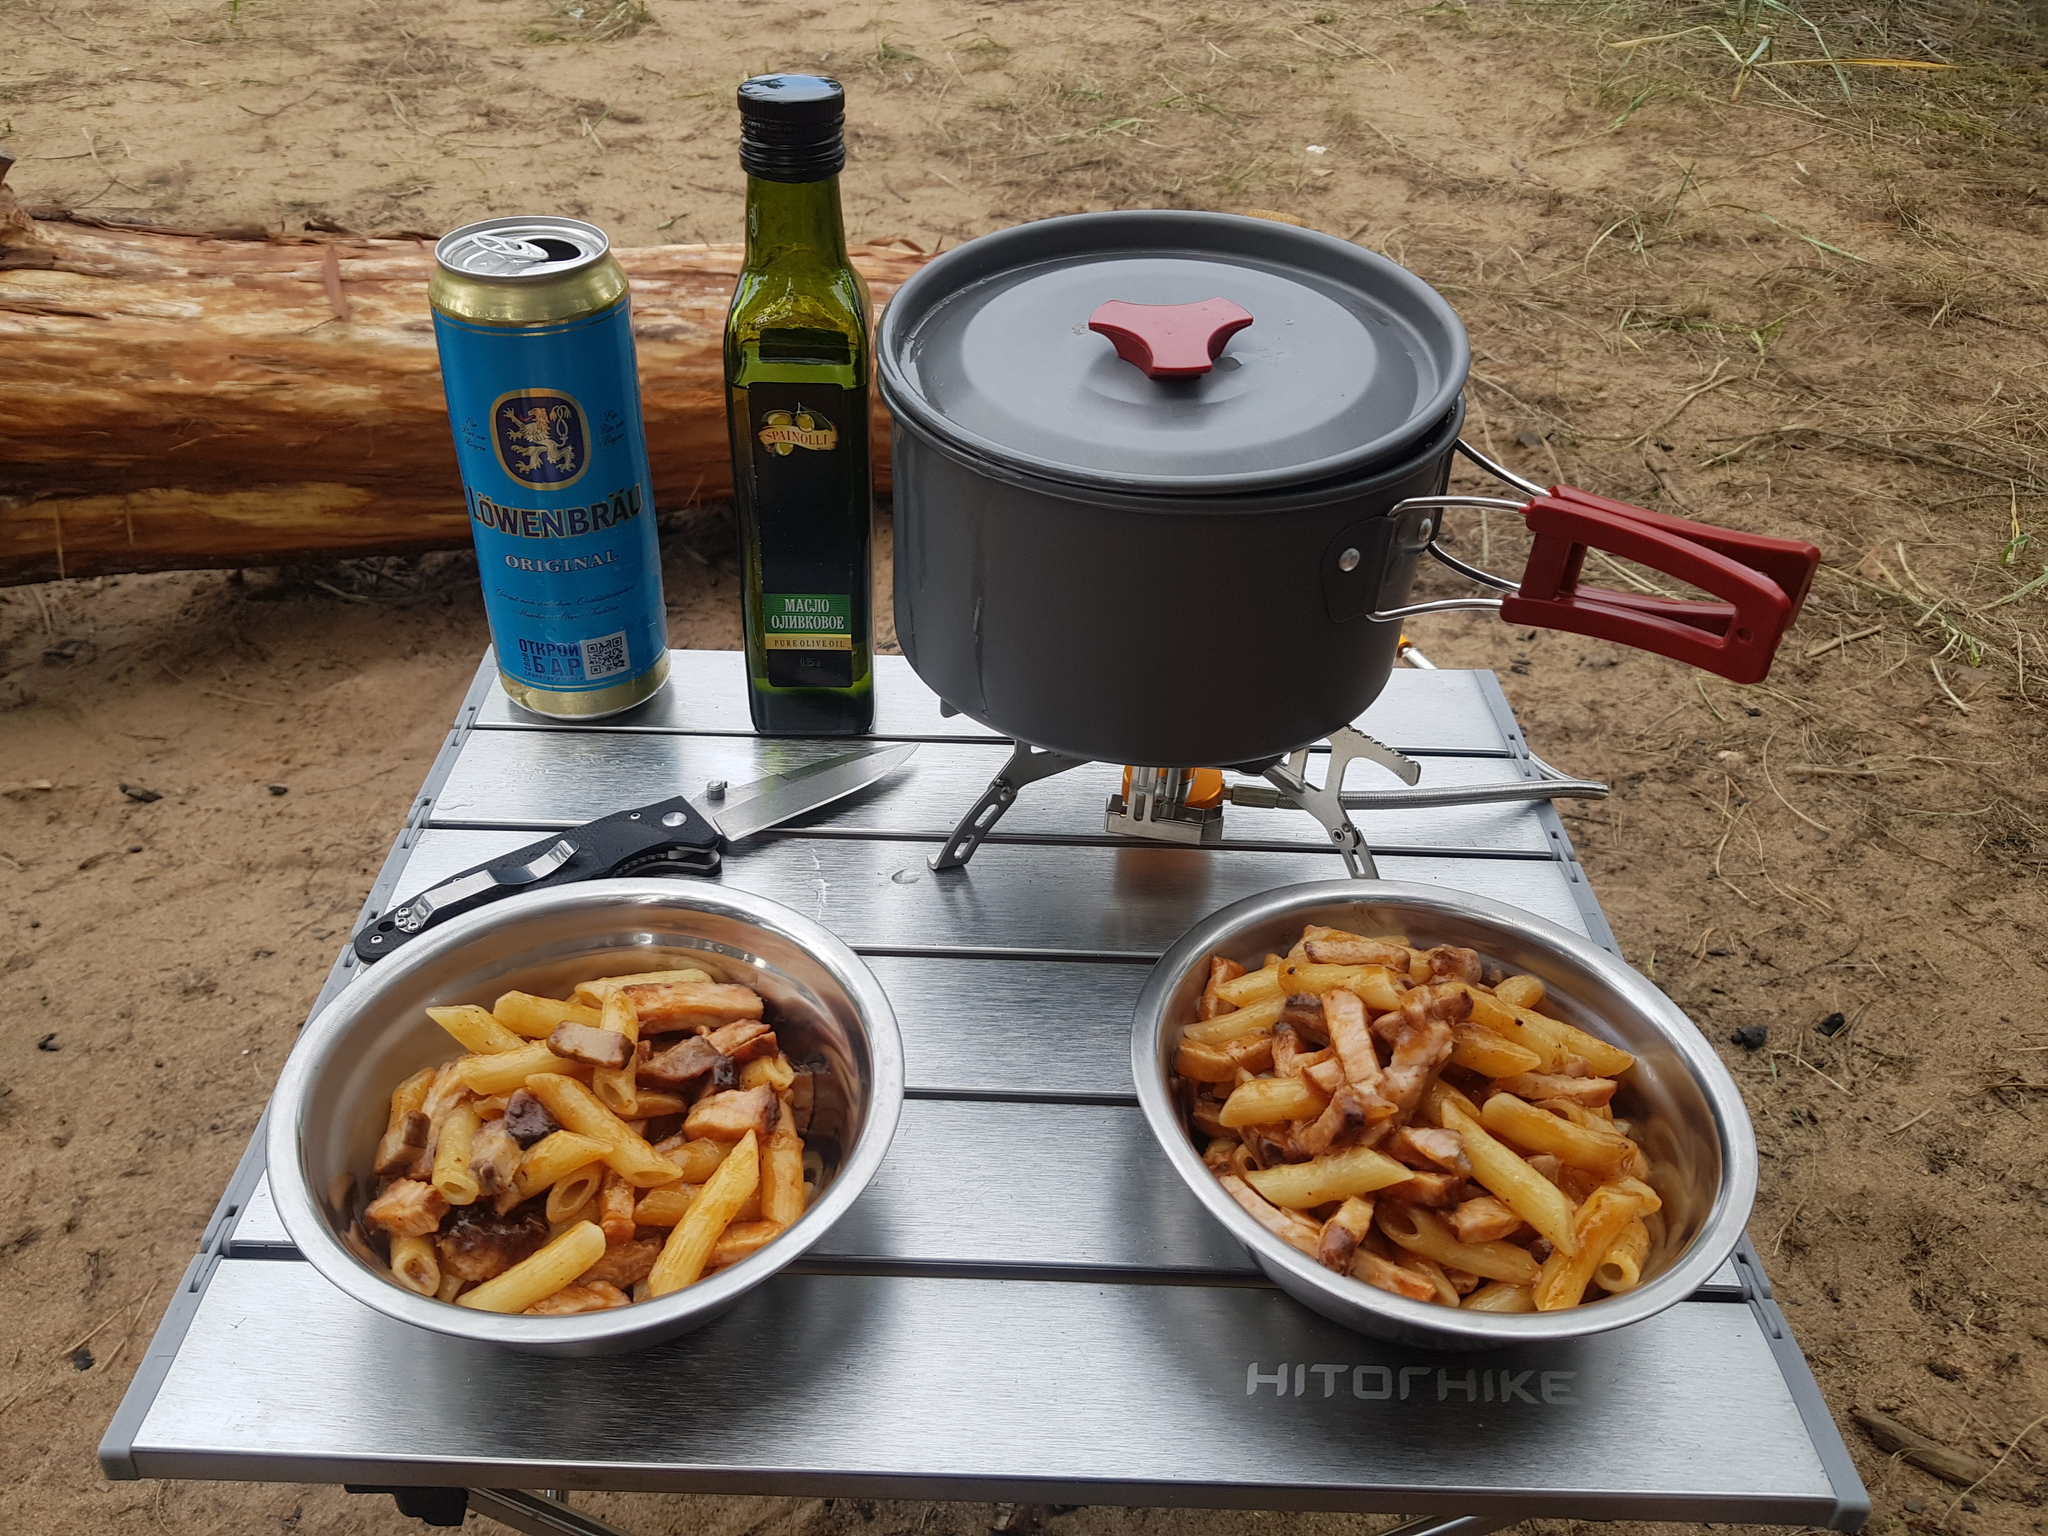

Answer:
[372,1110,429,1176]
[623,980,764,1029]
[524,1280,631,1315]
[705,1018,777,1062]
[468,1118,524,1199]
[1301,929,1410,970]
[575,1233,664,1288]
[682,1084,778,1141]
[363,1178,448,1239]
[1386,1125,1471,1175]
[501,1089,559,1147]
[1418,944,1483,985]
[548,1021,633,1069]
[1277,992,1328,1044]
[639,1034,724,1088]
[436,1206,549,1282]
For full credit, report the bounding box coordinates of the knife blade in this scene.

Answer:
[352,741,917,963]
[711,742,918,843]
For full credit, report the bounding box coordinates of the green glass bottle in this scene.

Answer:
[726,73,875,735]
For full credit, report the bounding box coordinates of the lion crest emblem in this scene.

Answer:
[491,389,589,489]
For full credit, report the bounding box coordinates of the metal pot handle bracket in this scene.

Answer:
[1371,440,1822,686]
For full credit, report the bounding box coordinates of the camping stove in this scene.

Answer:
[929,653,1610,879]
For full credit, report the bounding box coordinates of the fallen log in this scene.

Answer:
[0,161,933,586]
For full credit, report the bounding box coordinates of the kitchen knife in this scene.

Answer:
[352,742,917,963]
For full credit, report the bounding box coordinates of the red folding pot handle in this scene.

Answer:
[1383,446,1821,686]
[1501,485,1819,684]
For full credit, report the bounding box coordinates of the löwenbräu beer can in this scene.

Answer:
[430,215,669,718]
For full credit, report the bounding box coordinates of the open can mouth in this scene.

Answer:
[1131,879,1758,1349]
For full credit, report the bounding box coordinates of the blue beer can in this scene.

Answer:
[430,216,669,718]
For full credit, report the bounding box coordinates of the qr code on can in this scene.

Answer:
[580,630,630,681]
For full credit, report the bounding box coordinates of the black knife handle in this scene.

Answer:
[352,796,723,964]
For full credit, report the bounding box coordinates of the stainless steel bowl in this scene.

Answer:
[268,880,904,1356]
[1132,880,1756,1348]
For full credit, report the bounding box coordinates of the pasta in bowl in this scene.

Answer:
[1133,881,1756,1348]
[268,880,902,1355]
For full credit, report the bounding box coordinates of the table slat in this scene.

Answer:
[128,1261,1835,1520]
[473,653,1519,757]
[427,731,1559,853]
[390,831,1595,952]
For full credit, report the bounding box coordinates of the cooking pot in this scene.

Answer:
[878,211,1821,768]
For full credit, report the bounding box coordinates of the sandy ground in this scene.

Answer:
[5,0,2048,1533]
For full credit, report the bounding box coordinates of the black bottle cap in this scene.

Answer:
[738,74,846,183]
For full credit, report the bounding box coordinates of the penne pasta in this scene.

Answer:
[762,1101,807,1228]
[493,991,602,1037]
[1212,960,1284,1009]
[356,965,821,1314]
[597,1169,638,1245]
[1533,1178,1662,1310]
[430,1104,483,1206]
[389,1233,441,1296]
[427,1004,528,1056]
[1478,1091,1637,1177]
[1595,1218,1651,1294]
[591,988,641,1119]
[513,1129,610,1194]
[1242,1145,1411,1208]
[648,1130,761,1297]
[1451,988,1572,1072]
[1449,1026,1544,1079]
[1278,962,1406,1014]
[1463,1280,1537,1312]
[521,1074,681,1187]
[545,1167,604,1226]
[1436,1099,1581,1257]
[458,1041,594,1097]
[373,1066,437,1175]
[633,1181,700,1227]
[457,1221,608,1313]
[1180,993,1285,1046]
[1376,1203,1540,1286]
[1492,974,1546,1011]
[652,1136,732,1183]
[742,1053,798,1093]
[1219,1074,1328,1127]
[705,1219,785,1273]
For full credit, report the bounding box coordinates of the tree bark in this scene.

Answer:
[0,178,931,586]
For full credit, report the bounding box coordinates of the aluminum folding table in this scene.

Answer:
[100,651,1869,1535]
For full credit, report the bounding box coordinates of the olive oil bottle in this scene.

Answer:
[726,73,875,734]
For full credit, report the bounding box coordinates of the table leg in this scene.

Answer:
[1378,1516,1514,1536]
[467,1487,639,1536]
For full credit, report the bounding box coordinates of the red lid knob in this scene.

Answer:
[1088,297,1254,379]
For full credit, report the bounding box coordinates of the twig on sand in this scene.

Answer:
[1761,730,1831,834]
[1805,624,1882,659]
[1930,659,1972,713]
[1942,1410,2048,1519]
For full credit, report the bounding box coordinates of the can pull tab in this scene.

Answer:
[469,233,554,264]
[1088,297,1253,378]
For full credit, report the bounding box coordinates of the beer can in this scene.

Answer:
[430,215,669,718]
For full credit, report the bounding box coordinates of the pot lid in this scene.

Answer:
[877,211,1470,496]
